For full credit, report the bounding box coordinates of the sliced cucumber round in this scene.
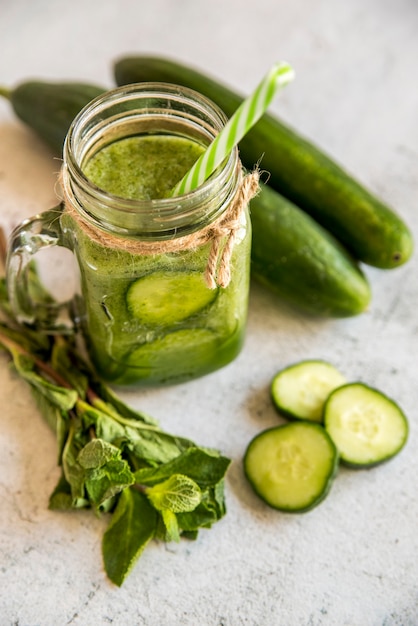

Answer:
[271,360,346,422]
[126,328,218,382]
[126,271,218,326]
[244,422,338,512]
[324,383,408,467]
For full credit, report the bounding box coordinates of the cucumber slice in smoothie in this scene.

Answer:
[324,383,408,467]
[271,360,346,422]
[126,271,218,326]
[126,328,218,382]
[244,422,338,512]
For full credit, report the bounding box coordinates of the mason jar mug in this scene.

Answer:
[6,83,255,386]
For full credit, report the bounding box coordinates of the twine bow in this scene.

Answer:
[60,168,259,289]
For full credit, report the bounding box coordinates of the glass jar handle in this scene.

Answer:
[6,205,77,333]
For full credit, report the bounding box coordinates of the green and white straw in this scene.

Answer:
[171,61,294,197]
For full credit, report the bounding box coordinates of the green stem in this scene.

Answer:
[0,327,31,355]
[0,328,73,389]
[132,483,147,494]
[0,86,11,99]
[83,393,160,431]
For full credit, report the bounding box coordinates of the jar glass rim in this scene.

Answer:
[62,82,240,237]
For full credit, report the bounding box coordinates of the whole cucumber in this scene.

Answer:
[250,184,371,317]
[0,81,105,153]
[1,78,370,316]
[114,56,413,269]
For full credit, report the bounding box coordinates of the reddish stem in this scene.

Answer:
[0,227,7,267]
[0,329,72,389]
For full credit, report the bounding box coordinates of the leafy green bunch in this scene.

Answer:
[0,239,230,586]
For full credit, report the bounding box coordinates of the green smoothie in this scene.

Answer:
[84,135,205,200]
[68,134,251,386]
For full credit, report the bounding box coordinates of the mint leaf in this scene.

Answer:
[23,261,63,328]
[93,384,158,426]
[80,401,195,466]
[161,509,180,543]
[80,403,127,443]
[30,386,69,463]
[127,429,194,466]
[78,439,135,506]
[48,472,75,510]
[0,259,232,585]
[0,278,12,318]
[10,348,77,411]
[78,438,122,469]
[85,460,135,507]
[146,474,202,544]
[146,474,202,513]
[102,488,157,586]
[176,483,227,532]
[0,319,51,354]
[134,447,231,488]
[26,261,56,307]
[51,338,88,399]
[62,421,89,504]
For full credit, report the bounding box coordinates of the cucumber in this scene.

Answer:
[126,271,218,325]
[324,383,408,467]
[244,422,338,512]
[114,56,413,269]
[0,80,105,153]
[126,328,218,383]
[251,184,371,316]
[271,360,346,422]
[1,77,372,317]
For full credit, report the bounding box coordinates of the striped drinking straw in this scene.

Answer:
[171,61,295,197]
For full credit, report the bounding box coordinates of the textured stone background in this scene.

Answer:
[1,1,417,624]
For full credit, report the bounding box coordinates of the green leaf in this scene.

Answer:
[134,447,231,488]
[62,420,89,503]
[26,261,56,307]
[102,488,158,586]
[85,460,135,506]
[213,478,228,517]
[78,438,122,469]
[0,321,51,358]
[78,439,135,506]
[161,509,180,543]
[80,403,127,443]
[176,482,227,532]
[10,348,77,411]
[93,383,158,426]
[48,471,88,510]
[24,261,65,329]
[0,271,233,583]
[146,474,202,514]
[51,337,88,398]
[30,386,69,463]
[0,278,10,315]
[181,530,199,540]
[127,429,194,466]
[79,401,194,467]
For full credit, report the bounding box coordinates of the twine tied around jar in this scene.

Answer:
[59,167,259,289]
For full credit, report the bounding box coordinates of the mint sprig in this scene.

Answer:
[0,234,231,585]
